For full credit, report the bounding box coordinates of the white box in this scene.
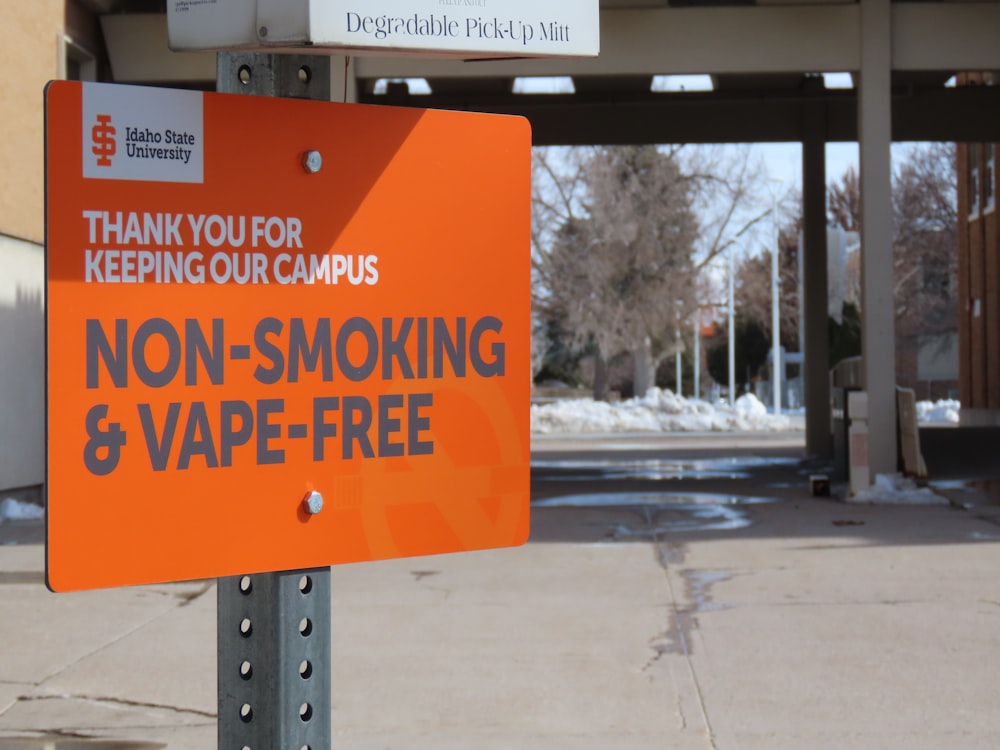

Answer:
[847,390,868,421]
[167,0,600,58]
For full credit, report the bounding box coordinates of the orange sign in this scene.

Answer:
[45,81,531,592]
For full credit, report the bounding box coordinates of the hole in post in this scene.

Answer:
[299,575,312,594]
[299,660,313,679]
[240,618,253,637]
[238,65,252,85]
[299,703,313,722]
[240,660,253,680]
[298,66,312,84]
[240,704,253,723]
[239,575,253,594]
[299,618,313,637]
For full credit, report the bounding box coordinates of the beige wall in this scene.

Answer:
[1,2,65,244]
[0,235,45,490]
[0,4,63,489]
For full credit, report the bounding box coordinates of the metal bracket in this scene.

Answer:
[216,53,332,100]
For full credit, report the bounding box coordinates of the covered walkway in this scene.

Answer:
[83,0,1000,480]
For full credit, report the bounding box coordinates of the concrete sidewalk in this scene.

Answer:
[2,477,1000,748]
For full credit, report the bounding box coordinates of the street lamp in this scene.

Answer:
[675,302,683,397]
[694,308,701,401]
[728,245,736,409]
[771,180,784,416]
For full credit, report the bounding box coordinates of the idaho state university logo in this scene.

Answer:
[91,114,116,167]
[79,83,204,184]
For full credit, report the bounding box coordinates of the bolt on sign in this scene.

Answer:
[45,81,531,592]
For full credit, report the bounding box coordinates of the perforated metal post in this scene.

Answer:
[216,52,333,750]
[218,570,331,750]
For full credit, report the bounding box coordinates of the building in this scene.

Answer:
[1,4,105,493]
[957,73,999,423]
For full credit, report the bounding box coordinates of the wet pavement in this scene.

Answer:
[530,434,823,538]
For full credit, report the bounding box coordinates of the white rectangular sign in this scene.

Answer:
[168,0,599,58]
[82,83,204,184]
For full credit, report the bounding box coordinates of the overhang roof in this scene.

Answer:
[90,0,1000,144]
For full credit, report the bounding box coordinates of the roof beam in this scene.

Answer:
[367,86,1000,145]
[355,3,1000,80]
[356,6,860,79]
[892,3,1000,72]
[100,5,1000,84]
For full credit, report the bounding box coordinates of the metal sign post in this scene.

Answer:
[218,569,331,750]
[215,53,332,750]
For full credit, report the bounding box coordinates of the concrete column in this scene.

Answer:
[802,126,831,458]
[858,0,897,479]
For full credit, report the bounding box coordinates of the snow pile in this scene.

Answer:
[916,399,961,425]
[531,389,798,434]
[0,498,44,524]
[847,473,949,505]
[532,389,963,434]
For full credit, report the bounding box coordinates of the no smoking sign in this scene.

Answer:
[45,81,531,591]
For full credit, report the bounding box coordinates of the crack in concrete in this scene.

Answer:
[17,693,216,720]
[0,728,171,749]
[641,509,718,749]
[0,727,96,741]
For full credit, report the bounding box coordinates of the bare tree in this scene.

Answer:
[892,143,957,333]
[531,147,592,386]
[533,144,773,397]
[828,166,861,231]
[734,226,802,353]
[824,145,956,329]
[533,146,700,397]
[684,145,773,274]
[718,144,956,398]
[585,146,700,395]
[531,146,592,267]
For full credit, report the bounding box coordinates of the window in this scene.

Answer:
[968,144,980,219]
[62,37,96,82]
[985,143,996,213]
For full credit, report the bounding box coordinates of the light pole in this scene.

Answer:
[728,246,736,409]
[771,182,783,416]
[675,316,682,398]
[694,309,701,401]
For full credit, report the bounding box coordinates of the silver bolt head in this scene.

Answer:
[302,150,323,174]
[304,491,324,515]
